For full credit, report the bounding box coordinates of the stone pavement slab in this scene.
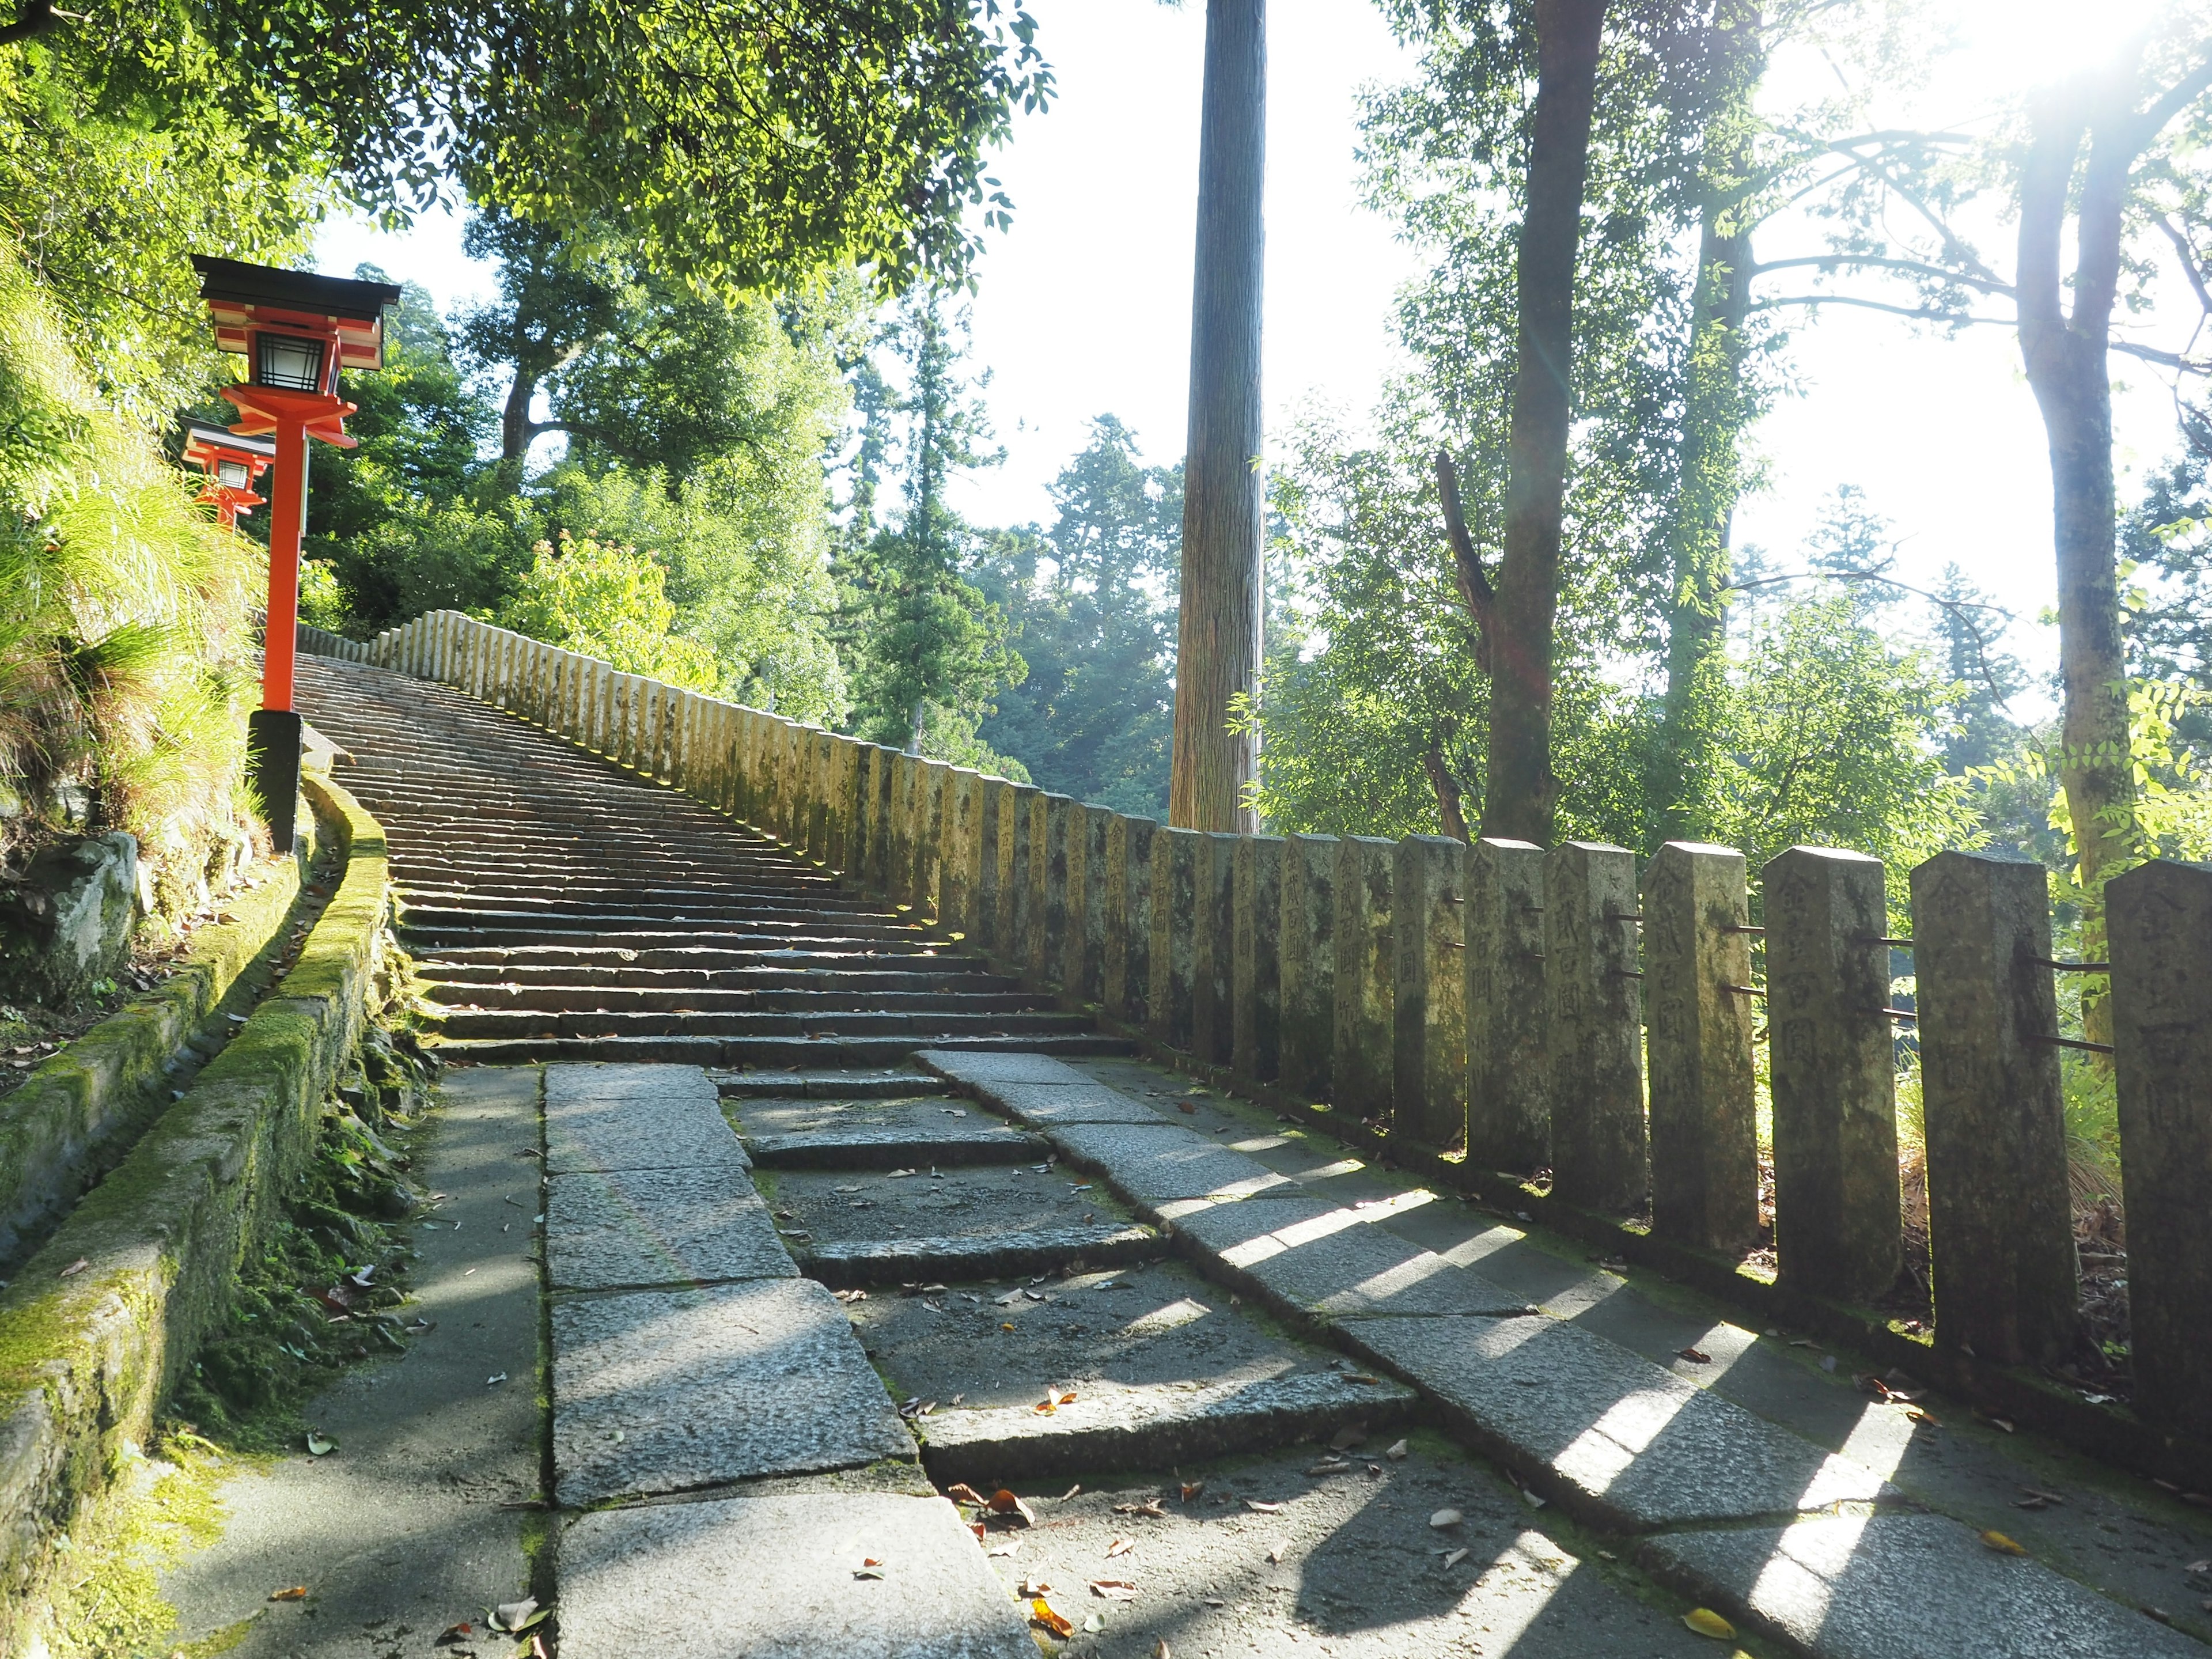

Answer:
[976,1080,1176,1126]
[918,1047,1090,1086]
[802,1222,1163,1285]
[713,1067,950,1097]
[551,1278,915,1506]
[559,1491,1035,1659]
[745,1124,1041,1168]
[546,1165,793,1290]
[1048,1122,1296,1206]
[545,1061,749,1174]
[920,1368,1418,1484]
[1171,1196,1535,1321]
[1344,1313,1896,1531]
[1640,1512,2208,1659]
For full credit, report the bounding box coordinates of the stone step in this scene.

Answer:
[400,923,918,951]
[711,1069,953,1098]
[744,1126,1045,1168]
[798,1222,1164,1286]
[433,1008,1090,1040]
[427,984,1050,1016]
[427,962,1017,993]
[437,1032,1137,1067]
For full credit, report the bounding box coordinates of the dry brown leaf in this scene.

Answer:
[945,1482,987,1507]
[1980,1530,2029,1556]
[1114,1498,1166,1518]
[854,1560,885,1580]
[1018,1579,1054,1597]
[1106,1537,1134,1558]
[269,1587,308,1603]
[991,1490,1039,1527]
[1181,1480,1206,1502]
[1030,1597,1074,1638]
[1904,1407,1942,1426]
[1090,1579,1138,1599]
[1176,1101,1200,1114]
[1033,1395,1058,1415]
[1155,1641,1173,1659]
[968,1522,986,1541]
[1060,1390,1078,1404]
[1677,1347,1712,1364]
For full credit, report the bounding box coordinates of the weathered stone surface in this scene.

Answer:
[0,831,142,1003]
[911,762,947,923]
[1047,1121,1292,1205]
[559,1492,1035,1659]
[1764,846,1902,1301]
[915,1048,1088,1086]
[1001,783,1038,966]
[969,1080,1172,1126]
[1278,833,1338,1100]
[1641,1513,2206,1659]
[1149,826,1201,1049]
[1911,851,2077,1364]
[941,767,982,937]
[551,1278,915,1505]
[1544,842,1646,1211]
[1465,837,1549,1172]
[1231,834,1284,1082]
[1332,835,1395,1120]
[713,1069,948,1099]
[546,1165,793,1290]
[1186,832,1234,1066]
[919,1368,1418,1484]
[1393,834,1467,1149]
[1027,791,1071,984]
[1169,1196,1531,1320]
[1342,1314,1895,1530]
[1103,814,1156,1023]
[1644,842,1759,1249]
[545,1062,750,1174]
[1065,804,1112,1002]
[2109,858,2212,1438]
[743,1124,1040,1168]
[801,1222,1163,1286]
[974,775,1005,952]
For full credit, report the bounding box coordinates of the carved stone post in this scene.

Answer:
[1545,841,1647,1212]
[1191,832,1238,1065]
[1278,834,1339,1100]
[1466,838,1548,1173]
[1066,805,1112,1002]
[1104,816,1156,1024]
[1332,836,1395,1122]
[1232,835,1285,1082]
[1395,834,1468,1149]
[1150,827,1202,1049]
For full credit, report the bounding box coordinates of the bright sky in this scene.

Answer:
[317,0,2209,705]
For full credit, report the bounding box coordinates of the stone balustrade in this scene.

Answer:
[337,611,2212,1442]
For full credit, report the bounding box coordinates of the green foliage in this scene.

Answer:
[976,418,1179,816]
[0,243,256,869]
[498,529,719,689]
[171,0,1054,294]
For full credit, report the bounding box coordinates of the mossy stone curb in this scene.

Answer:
[0,817,321,1272]
[0,772,389,1643]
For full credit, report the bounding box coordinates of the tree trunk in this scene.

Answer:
[1655,3,1761,845]
[1479,0,1608,844]
[2016,85,2137,907]
[500,362,539,468]
[1170,0,1266,834]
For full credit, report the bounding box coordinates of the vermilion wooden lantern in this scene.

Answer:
[181,421,276,530]
[192,256,400,851]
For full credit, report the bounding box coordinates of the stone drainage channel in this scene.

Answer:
[169,1046,2212,1659]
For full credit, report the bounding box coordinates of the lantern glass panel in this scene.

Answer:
[217,459,250,488]
[255,333,325,392]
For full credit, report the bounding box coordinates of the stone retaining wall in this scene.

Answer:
[0,771,389,1644]
[345,609,2212,1478]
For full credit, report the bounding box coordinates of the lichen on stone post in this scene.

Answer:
[1191,832,1238,1066]
[1232,834,1285,1084]
[1332,836,1395,1123]
[1028,794,1072,985]
[1104,816,1156,1024]
[1645,842,1759,1249]
[1465,838,1548,1175]
[2108,858,2212,1436]
[1544,841,1646,1213]
[974,776,1006,949]
[1066,805,1113,1003]
[1150,827,1202,1050]
[1003,785,1040,972]
[942,769,982,936]
[1278,834,1339,1101]
[1394,834,1468,1150]
[1764,845,1901,1302]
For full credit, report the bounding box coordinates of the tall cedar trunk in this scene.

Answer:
[1655,5,1760,843]
[2016,82,2138,920]
[1479,0,1608,844]
[1170,0,1266,833]
[500,363,540,468]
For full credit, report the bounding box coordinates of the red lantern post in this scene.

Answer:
[191,258,400,851]
[181,421,275,531]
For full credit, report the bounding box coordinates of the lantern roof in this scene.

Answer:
[191,256,404,372]
[182,421,278,461]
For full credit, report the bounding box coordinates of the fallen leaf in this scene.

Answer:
[1520,1487,1547,1509]
[1114,1498,1165,1518]
[854,1561,885,1581]
[1106,1537,1134,1558]
[305,1432,336,1457]
[1904,1407,1942,1426]
[1245,1500,1281,1513]
[1082,1611,1107,1633]
[1442,1548,1469,1569]
[1033,1395,1058,1416]
[1181,1481,1206,1502]
[1980,1531,2029,1556]
[1030,1597,1074,1638]
[969,1522,986,1541]
[1060,1483,1084,1501]
[991,1489,1039,1527]
[1177,1101,1199,1113]
[2185,1559,2212,1575]
[1156,1641,1173,1659]
[58,1257,88,1279]
[945,1482,987,1507]
[491,1599,541,1633]
[484,1372,507,1387]
[1090,1580,1138,1599]
[1987,1415,2016,1433]
[1683,1608,1734,1639]
[1019,1579,1054,1597]
[1345,1373,1382,1385]
[270,1586,308,1602]
[1060,1389,1078,1404]
[434,1622,472,1645]
[988,1541,1020,1558]
[1001,1322,1015,1331]
[1677,1347,1712,1364]
[1267,1545,1285,1564]
[887,1168,917,1179]
[1306,1459,1352,1476]
[1329,1423,1368,1451]
[1430,1508,1464,1529]
[1385,1438,1409,1461]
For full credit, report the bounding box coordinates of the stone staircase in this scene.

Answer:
[268,647,2212,1659]
[293,655,1127,1069]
